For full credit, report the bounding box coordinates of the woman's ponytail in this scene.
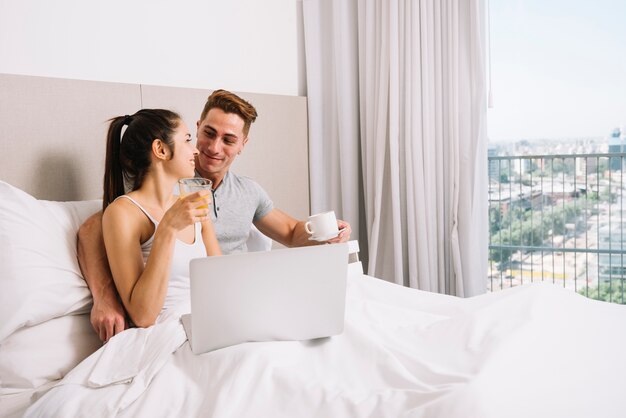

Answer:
[103,116,129,210]
[102,110,181,211]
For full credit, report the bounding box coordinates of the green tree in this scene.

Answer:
[578,282,626,305]
[489,201,582,267]
[600,186,617,204]
[489,208,502,235]
[548,158,564,175]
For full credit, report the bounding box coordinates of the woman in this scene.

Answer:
[102,109,221,328]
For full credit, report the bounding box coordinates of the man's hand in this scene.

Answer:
[256,209,353,247]
[326,219,352,244]
[77,211,127,342]
[91,292,127,343]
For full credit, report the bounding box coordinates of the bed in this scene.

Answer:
[1,74,626,418]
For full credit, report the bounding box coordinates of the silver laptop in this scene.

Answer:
[182,243,349,354]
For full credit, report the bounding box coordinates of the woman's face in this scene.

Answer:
[169,121,199,179]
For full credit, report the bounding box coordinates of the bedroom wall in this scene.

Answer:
[0,73,310,223]
[0,0,306,97]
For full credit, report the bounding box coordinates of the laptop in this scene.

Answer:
[182,243,349,354]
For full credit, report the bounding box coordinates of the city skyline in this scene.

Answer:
[487,0,626,142]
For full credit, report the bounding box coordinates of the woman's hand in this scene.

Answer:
[161,191,212,230]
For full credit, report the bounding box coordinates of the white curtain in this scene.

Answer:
[303,0,487,296]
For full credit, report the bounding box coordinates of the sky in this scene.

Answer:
[487,0,626,142]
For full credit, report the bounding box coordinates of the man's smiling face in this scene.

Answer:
[195,108,247,186]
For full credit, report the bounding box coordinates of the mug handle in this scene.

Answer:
[304,221,314,235]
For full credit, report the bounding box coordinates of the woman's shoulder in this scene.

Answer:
[103,195,150,231]
[105,195,138,214]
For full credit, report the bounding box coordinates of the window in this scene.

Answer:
[486,0,626,304]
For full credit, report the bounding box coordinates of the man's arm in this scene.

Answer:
[254,208,351,248]
[77,212,127,342]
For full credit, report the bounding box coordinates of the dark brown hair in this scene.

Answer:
[103,109,181,210]
[200,90,258,136]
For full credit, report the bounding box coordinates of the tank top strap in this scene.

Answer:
[115,195,159,225]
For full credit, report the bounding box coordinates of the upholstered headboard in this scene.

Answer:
[0,73,310,220]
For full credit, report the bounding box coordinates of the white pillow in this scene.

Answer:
[0,181,100,341]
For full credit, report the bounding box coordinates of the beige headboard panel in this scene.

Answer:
[0,73,310,221]
[0,74,140,201]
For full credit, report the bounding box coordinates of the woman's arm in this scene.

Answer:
[201,217,222,256]
[103,192,211,327]
[102,201,174,328]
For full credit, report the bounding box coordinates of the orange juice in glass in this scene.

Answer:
[178,178,212,209]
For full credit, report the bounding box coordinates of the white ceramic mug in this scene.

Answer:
[304,211,339,241]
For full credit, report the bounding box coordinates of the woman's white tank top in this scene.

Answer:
[115,195,206,319]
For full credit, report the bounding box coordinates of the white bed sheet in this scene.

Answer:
[24,274,626,418]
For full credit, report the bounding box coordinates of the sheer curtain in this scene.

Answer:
[303,0,487,296]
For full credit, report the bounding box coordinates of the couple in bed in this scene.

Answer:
[80,89,352,341]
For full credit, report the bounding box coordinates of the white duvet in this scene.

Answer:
[25,274,626,418]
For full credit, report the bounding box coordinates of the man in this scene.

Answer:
[78,89,351,342]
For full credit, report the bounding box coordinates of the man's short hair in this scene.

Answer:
[200,90,258,136]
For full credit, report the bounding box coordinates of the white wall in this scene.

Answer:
[0,0,306,96]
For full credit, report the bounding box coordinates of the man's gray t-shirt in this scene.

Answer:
[206,171,273,254]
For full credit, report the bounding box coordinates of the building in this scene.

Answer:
[598,197,626,283]
[488,145,499,181]
[608,127,625,171]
